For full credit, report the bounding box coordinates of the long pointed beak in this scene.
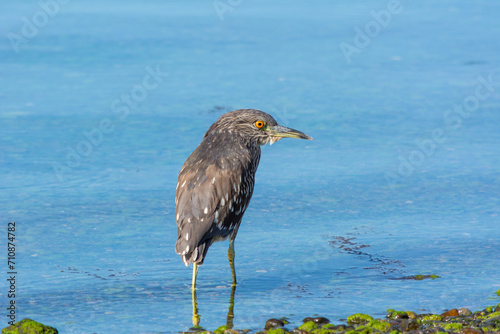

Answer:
[268,125,313,140]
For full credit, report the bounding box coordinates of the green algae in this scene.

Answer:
[351,320,390,334]
[367,320,390,332]
[386,309,417,320]
[311,327,334,334]
[2,318,58,334]
[386,308,406,319]
[310,323,339,334]
[349,327,371,334]
[485,310,500,319]
[421,314,442,322]
[346,313,374,326]
[413,274,439,280]
[476,308,500,320]
[214,325,229,334]
[216,300,500,334]
[386,309,407,319]
[399,274,440,280]
[441,323,463,331]
[298,321,317,332]
[406,312,417,319]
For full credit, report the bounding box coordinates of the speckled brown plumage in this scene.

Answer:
[174,109,312,281]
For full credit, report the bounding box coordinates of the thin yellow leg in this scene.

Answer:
[228,240,237,286]
[192,262,198,290]
[191,263,200,327]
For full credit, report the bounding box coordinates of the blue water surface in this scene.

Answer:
[1,1,500,333]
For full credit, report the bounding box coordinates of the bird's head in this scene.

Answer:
[207,109,313,146]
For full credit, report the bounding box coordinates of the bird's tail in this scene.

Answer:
[175,238,210,266]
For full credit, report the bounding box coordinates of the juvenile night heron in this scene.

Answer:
[175,109,312,290]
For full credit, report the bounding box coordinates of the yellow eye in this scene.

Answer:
[255,120,264,129]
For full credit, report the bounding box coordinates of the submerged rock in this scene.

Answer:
[301,317,329,325]
[265,319,285,330]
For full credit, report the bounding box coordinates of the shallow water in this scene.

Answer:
[1,0,499,333]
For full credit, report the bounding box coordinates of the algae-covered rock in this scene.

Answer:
[346,313,373,326]
[420,314,442,322]
[266,328,285,334]
[442,322,463,331]
[484,311,500,320]
[329,324,353,332]
[213,325,229,334]
[407,311,417,319]
[386,309,407,320]
[345,326,371,334]
[213,325,244,334]
[367,319,390,332]
[310,325,338,334]
[298,321,317,332]
[2,318,58,334]
[481,312,500,329]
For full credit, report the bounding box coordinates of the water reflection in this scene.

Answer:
[192,288,200,328]
[191,285,237,331]
[226,285,236,329]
